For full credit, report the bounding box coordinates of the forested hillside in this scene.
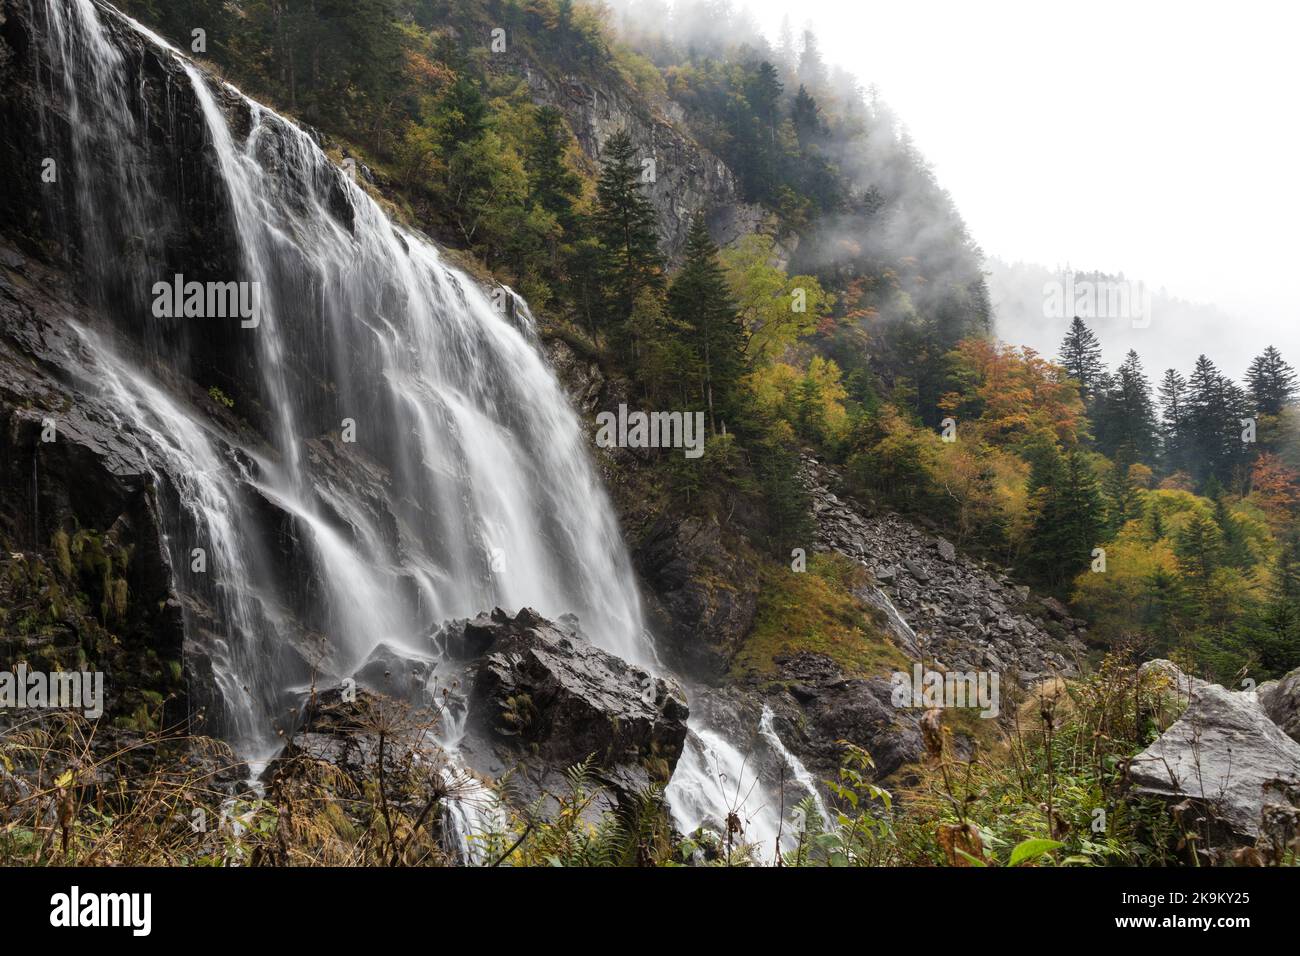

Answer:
[116,0,1300,688]
[3,0,1298,870]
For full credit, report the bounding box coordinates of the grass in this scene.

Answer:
[731,553,908,680]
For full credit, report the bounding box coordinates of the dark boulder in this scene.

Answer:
[465,607,689,808]
[1039,596,1070,622]
[768,651,924,781]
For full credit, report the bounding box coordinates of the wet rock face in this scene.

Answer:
[637,515,759,677]
[803,457,1086,684]
[1129,660,1300,848]
[0,0,252,397]
[460,607,689,808]
[272,609,691,820]
[0,250,189,725]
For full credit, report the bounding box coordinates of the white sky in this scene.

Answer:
[741,0,1300,371]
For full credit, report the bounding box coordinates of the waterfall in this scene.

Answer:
[666,725,786,860]
[864,585,923,660]
[758,705,833,829]
[28,0,803,861]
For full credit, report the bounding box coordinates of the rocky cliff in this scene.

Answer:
[485,31,768,261]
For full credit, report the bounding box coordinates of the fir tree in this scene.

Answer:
[1246,345,1298,416]
[668,214,744,432]
[1258,533,1300,674]
[791,85,822,147]
[1058,317,1104,400]
[1185,354,1250,488]
[1025,447,1105,586]
[592,130,664,350]
[1157,368,1188,475]
[1097,349,1158,463]
[436,74,487,149]
[745,61,783,145]
[1103,455,1144,534]
[527,106,582,233]
[1174,510,1223,603]
[1211,494,1253,569]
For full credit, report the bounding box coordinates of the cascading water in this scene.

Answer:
[27,0,804,860]
[758,705,833,829]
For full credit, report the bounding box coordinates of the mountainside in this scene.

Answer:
[2,0,1299,871]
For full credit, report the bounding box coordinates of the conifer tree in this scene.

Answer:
[1185,354,1250,488]
[1212,495,1253,569]
[527,106,582,233]
[1103,455,1144,534]
[593,130,664,349]
[1025,447,1105,586]
[1097,349,1158,463]
[791,85,822,147]
[1246,346,1298,416]
[1058,317,1104,400]
[1258,533,1300,673]
[1157,368,1188,475]
[668,215,744,432]
[1174,510,1223,604]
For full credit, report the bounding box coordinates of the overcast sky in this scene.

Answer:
[740,0,1300,375]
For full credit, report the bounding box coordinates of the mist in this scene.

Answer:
[602,0,1300,384]
[986,258,1267,383]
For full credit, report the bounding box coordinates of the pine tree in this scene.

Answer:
[1096,349,1158,463]
[1174,510,1223,603]
[592,130,664,350]
[527,106,582,234]
[1057,317,1104,400]
[668,215,744,432]
[1246,345,1298,416]
[1103,455,1144,534]
[1025,447,1105,586]
[1157,368,1188,475]
[791,85,822,148]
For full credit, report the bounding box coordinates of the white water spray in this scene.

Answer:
[31,0,809,861]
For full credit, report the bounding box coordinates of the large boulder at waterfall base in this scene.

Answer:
[1128,660,1300,851]
[460,608,689,809]
[270,609,690,830]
